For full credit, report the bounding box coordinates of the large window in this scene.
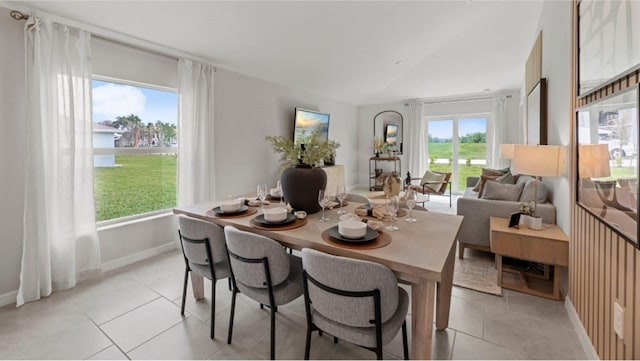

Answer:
[427,116,488,192]
[92,79,178,222]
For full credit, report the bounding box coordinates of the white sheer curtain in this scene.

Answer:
[405,103,427,178]
[18,17,101,306]
[177,59,216,206]
[487,96,507,168]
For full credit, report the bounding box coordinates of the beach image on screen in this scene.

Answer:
[294,109,329,143]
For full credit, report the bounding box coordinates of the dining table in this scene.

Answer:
[173,198,463,360]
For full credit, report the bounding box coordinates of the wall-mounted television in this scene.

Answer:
[293,108,329,144]
[384,124,398,146]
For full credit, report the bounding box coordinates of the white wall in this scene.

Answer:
[214,69,359,197]
[535,1,572,233]
[0,6,26,301]
[0,8,359,302]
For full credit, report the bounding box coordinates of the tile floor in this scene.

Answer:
[0,248,589,360]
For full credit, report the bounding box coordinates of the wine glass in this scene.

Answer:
[257,184,267,212]
[405,189,417,223]
[276,180,284,204]
[385,195,399,231]
[336,185,347,214]
[318,189,330,222]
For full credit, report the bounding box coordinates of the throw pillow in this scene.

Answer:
[482,180,524,201]
[473,171,515,197]
[520,179,548,203]
[420,170,446,191]
[472,168,507,192]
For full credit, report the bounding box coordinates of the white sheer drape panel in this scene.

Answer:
[177,59,216,206]
[406,103,427,178]
[18,17,101,306]
[487,97,507,168]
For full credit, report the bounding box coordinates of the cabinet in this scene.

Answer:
[369,157,401,191]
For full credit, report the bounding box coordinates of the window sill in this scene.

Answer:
[97,210,174,231]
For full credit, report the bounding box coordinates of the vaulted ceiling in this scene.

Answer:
[12,1,543,105]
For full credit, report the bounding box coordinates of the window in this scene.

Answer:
[427,116,488,192]
[92,79,178,222]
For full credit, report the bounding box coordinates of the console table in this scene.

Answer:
[489,217,569,300]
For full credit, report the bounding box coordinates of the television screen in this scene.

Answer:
[293,108,329,144]
[384,124,398,146]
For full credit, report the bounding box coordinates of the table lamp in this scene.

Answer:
[499,144,515,168]
[512,145,562,229]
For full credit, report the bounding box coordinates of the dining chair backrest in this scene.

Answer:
[301,248,399,328]
[224,225,290,288]
[178,215,228,276]
[347,193,370,204]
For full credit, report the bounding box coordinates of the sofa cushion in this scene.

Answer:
[420,170,446,191]
[476,172,515,198]
[472,168,508,192]
[482,180,524,201]
[520,178,548,203]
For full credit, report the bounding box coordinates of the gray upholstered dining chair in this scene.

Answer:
[301,248,409,360]
[177,215,232,339]
[223,225,304,360]
[347,193,370,204]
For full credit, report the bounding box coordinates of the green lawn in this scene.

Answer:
[94,154,177,221]
[428,142,486,160]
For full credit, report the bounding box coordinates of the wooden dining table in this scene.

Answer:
[173,200,463,360]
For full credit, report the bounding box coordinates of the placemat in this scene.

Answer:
[206,208,257,219]
[321,229,392,250]
[250,217,308,230]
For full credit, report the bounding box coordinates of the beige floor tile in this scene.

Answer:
[447,295,484,338]
[128,316,227,359]
[208,344,262,360]
[452,332,524,360]
[250,312,337,360]
[87,345,128,360]
[0,292,87,348]
[70,282,160,325]
[100,297,186,352]
[216,295,271,349]
[172,279,233,322]
[0,319,112,359]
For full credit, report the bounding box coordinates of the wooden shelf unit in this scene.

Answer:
[369,156,401,191]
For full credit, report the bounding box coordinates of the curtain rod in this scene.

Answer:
[404,93,513,106]
[8,8,216,70]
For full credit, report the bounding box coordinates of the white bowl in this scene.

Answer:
[220,199,242,213]
[338,220,367,239]
[264,207,288,222]
[270,188,281,197]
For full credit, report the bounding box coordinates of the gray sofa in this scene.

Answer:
[456,175,556,259]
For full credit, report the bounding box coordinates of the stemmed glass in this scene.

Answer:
[385,195,399,231]
[257,184,267,212]
[336,185,347,214]
[405,189,418,223]
[276,180,284,204]
[318,189,330,222]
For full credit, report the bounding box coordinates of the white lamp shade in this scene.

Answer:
[578,144,611,178]
[499,144,515,160]
[512,145,562,177]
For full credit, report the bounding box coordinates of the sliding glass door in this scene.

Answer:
[427,115,488,193]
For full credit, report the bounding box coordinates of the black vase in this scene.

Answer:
[281,166,327,214]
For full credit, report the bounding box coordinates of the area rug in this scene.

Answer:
[453,249,503,296]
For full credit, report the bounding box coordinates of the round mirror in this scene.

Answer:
[373,111,403,155]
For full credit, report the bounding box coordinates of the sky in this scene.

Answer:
[428,117,487,139]
[92,80,178,125]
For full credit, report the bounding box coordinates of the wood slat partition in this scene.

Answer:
[571,206,638,359]
[525,31,543,93]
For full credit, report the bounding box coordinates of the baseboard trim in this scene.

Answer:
[565,296,599,360]
[0,290,17,308]
[101,242,179,273]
